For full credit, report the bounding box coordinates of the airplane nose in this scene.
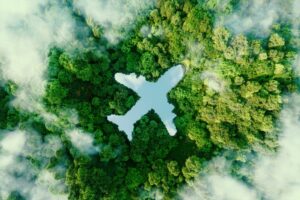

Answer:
[180,64,187,74]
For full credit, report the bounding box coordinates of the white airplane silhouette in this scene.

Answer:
[107,64,185,140]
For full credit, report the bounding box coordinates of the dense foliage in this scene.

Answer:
[0,0,298,199]
[0,82,19,130]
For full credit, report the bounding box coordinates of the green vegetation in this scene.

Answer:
[0,0,298,199]
[0,82,19,129]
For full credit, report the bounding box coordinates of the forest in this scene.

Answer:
[0,0,299,199]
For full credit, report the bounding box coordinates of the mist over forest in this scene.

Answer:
[0,0,300,199]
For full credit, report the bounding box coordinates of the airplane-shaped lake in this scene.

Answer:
[107,64,184,140]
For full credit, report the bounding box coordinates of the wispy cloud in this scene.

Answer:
[180,173,257,200]
[201,71,225,93]
[0,0,75,113]
[252,93,300,200]
[0,130,67,200]
[74,0,156,44]
[217,0,300,37]
[66,129,100,155]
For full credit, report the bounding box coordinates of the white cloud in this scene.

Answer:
[0,0,75,113]
[0,130,67,200]
[183,41,205,69]
[180,174,257,200]
[252,94,300,200]
[201,71,225,93]
[0,130,26,154]
[218,0,280,36]
[139,25,164,38]
[74,0,155,44]
[66,129,99,154]
[217,0,300,37]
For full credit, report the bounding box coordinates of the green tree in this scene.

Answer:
[167,161,180,176]
[182,156,202,179]
[126,168,146,189]
[212,27,230,51]
[269,33,285,48]
[7,191,25,200]
[45,80,68,105]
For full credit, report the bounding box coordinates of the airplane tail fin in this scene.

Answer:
[107,114,134,140]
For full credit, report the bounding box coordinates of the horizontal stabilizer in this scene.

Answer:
[107,114,134,140]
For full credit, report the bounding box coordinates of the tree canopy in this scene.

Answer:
[0,0,298,199]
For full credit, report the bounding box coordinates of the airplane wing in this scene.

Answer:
[107,114,134,140]
[154,100,177,136]
[157,64,184,92]
[114,73,147,92]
